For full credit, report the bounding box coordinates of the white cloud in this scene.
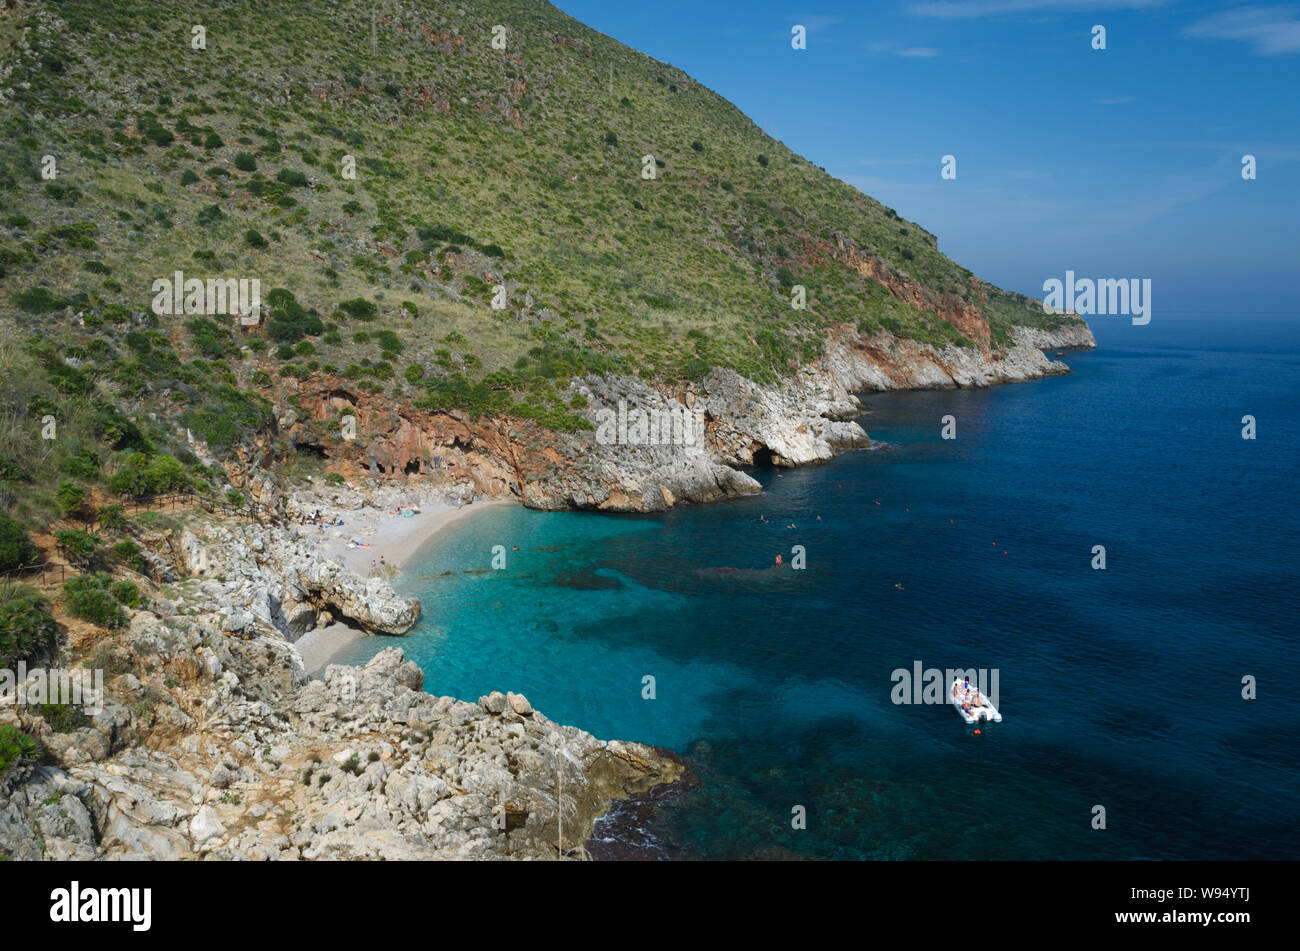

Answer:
[867,42,942,57]
[909,0,1173,19]
[1184,5,1300,55]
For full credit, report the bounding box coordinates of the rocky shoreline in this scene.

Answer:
[0,320,1092,861]
[309,321,1096,514]
[0,481,681,860]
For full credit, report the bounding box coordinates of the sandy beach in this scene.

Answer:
[292,494,513,674]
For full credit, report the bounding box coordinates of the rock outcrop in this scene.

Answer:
[274,320,1094,515]
[1,611,680,860]
[177,523,419,638]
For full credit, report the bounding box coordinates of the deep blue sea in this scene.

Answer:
[334,314,1300,860]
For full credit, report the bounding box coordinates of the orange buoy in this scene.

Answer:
[974,729,981,735]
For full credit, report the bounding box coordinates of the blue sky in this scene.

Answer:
[553,0,1300,316]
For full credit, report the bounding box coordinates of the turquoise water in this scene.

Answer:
[334,314,1300,860]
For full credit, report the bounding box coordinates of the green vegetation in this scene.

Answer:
[63,571,133,629]
[0,725,39,780]
[0,515,39,572]
[0,586,62,669]
[35,703,90,733]
[0,0,1086,457]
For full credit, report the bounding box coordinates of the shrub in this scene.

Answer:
[757,153,769,167]
[0,515,39,572]
[55,482,88,519]
[691,140,704,152]
[63,572,126,628]
[203,132,223,149]
[54,530,101,568]
[61,448,100,479]
[277,168,309,188]
[180,169,199,185]
[15,287,68,314]
[112,540,146,573]
[36,703,90,733]
[138,116,174,146]
[244,229,267,248]
[374,330,403,353]
[197,204,224,225]
[107,453,189,499]
[234,152,257,171]
[404,364,424,384]
[337,298,376,320]
[0,725,38,779]
[0,588,61,669]
[110,580,140,608]
[604,131,618,145]
[97,505,127,531]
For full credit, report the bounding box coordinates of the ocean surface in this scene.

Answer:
[334,314,1300,860]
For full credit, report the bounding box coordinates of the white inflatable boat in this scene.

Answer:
[951,679,1001,724]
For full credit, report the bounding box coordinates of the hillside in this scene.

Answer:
[0,0,1092,523]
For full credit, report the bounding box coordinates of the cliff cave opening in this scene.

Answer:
[751,446,777,468]
[404,459,421,475]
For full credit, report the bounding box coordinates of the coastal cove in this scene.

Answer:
[294,497,514,674]
[334,315,1300,860]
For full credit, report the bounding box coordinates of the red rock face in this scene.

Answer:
[274,381,532,499]
[812,234,994,353]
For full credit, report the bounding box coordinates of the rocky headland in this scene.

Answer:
[278,322,1096,514]
[0,481,681,860]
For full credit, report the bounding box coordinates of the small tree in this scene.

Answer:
[0,514,39,571]
[63,572,127,628]
[56,481,88,520]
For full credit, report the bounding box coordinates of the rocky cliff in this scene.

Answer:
[0,497,681,861]
[274,321,1095,513]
